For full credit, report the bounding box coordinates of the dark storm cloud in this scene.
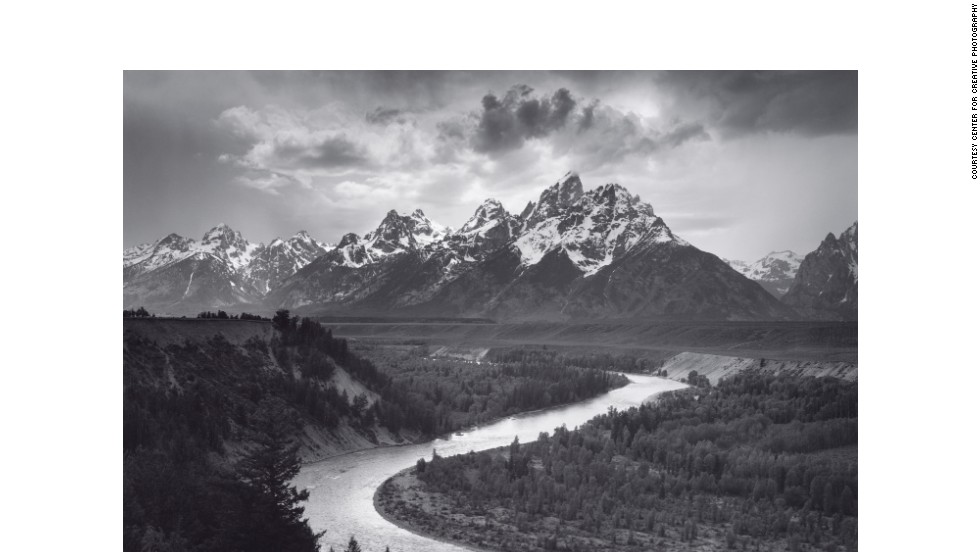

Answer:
[658,71,858,137]
[472,85,578,153]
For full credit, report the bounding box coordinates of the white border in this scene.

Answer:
[2,2,973,550]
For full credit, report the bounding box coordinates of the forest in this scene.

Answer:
[356,341,629,435]
[380,373,858,552]
[124,312,627,551]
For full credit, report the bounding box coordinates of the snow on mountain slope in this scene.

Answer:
[513,173,684,276]
[725,250,803,298]
[124,233,198,277]
[125,172,802,321]
[247,231,334,292]
[330,209,450,269]
[123,225,332,311]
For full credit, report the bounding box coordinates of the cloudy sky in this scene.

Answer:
[124,71,857,261]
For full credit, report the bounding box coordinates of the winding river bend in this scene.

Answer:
[294,374,687,552]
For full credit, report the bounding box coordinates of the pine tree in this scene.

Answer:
[234,401,322,551]
[273,309,292,332]
[344,536,362,552]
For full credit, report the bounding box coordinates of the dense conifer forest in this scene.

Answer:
[379,373,858,552]
[124,311,627,550]
[354,342,629,434]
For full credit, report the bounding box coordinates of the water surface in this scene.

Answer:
[294,374,687,552]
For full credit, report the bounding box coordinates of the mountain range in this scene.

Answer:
[782,222,858,320]
[725,251,804,298]
[124,173,857,321]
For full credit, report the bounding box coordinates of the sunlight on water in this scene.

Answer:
[293,375,687,552]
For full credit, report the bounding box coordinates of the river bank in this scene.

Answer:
[373,450,733,552]
[296,375,688,552]
[374,466,492,552]
[368,373,858,552]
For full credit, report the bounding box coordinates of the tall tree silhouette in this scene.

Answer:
[233,400,322,551]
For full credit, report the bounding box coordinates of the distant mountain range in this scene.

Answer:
[725,251,803,298]
[124,172,857,321]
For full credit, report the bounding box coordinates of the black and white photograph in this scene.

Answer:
[4,3,974,552]
[122,70,857,552]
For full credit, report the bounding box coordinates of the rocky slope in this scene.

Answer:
[782,222,858,320]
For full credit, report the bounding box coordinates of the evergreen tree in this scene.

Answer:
[233,401,322,551]
[344,536,362,552]
[273,309,292,332]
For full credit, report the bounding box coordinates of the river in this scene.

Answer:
[293,374,687,552]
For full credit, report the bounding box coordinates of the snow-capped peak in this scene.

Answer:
[289,230,332,251]
[197,224,257,271]
[338,232,360,247]
[726,250,803,297]
[513,174,678,275]
[330,209,450,268]
[730,251,802,280]
[459,198,510,235]
[406,209,449,246]
[524,171,585,228]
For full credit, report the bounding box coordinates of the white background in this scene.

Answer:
[0,1,971,550]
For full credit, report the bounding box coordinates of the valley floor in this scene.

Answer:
[329,320,858,364]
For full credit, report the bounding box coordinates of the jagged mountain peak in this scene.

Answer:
[368,208,447,246]
[328,208,451,268]
[514,173,679,275]
[524,171,585,227]
[197,223,256,271]
[202,223,241,242]
[158,233,193,248]
[781,221,858,319]
[579,182,656,218]
[550,171,584,205]
[841,221,858,244]
[405,209,449,245]
[289,230,330,250]
[338,232,360,247]
[477,197,504,210]
[459,198,511,234]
